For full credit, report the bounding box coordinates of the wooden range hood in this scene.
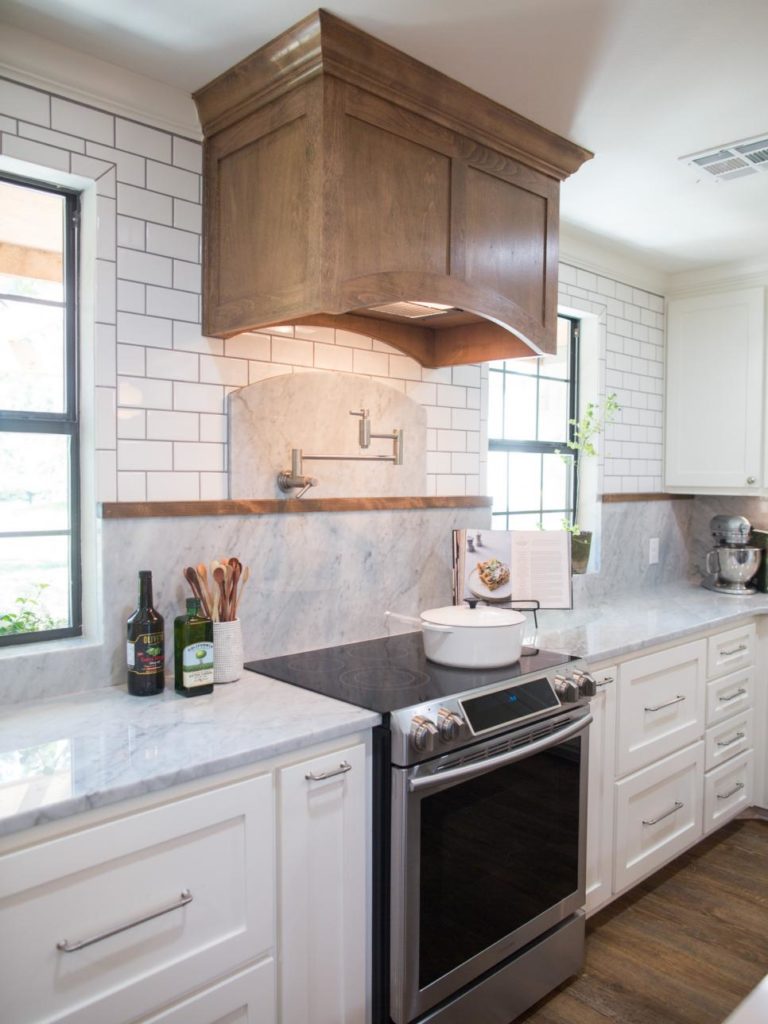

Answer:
[193,10,592,367]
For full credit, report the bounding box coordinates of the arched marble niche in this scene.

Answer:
[229,372,428,498]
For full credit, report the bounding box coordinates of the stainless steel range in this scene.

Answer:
[245,631,595,1024]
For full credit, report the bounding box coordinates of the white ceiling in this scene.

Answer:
[2,0,767,275]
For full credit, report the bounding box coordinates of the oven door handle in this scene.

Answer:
[408,713,593,793]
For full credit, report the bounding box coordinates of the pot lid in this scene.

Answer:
[421,605,526,628]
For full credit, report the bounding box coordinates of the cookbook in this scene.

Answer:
[453,529,572,610]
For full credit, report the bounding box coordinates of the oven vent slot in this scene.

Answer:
[435,717,566,774]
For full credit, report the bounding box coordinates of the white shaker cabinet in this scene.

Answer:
[585,665,617,915]
[278,741,368,1024]
[665,287,765,493]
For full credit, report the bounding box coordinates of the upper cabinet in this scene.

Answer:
[665,287,765,493]
[193,10,592,367]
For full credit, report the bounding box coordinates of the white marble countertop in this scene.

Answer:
[0,672,379,839]
[1,579,766,842]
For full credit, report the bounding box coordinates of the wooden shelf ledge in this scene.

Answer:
[100,496,492,519]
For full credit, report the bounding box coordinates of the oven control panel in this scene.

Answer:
[391,660,595,766]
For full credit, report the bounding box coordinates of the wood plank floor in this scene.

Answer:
[517,819,768,1024]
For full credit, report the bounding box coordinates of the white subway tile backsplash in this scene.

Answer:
[87,141,145,184]
[146,471,199,501]
[118,247,172,287]
[452,365,481,388]
[200,472,228,500]
[427,452,452,474]
[117,471,146,501]
[437,429,467,451]
[334,328,372,349]
[117,311,172,349]
[20,121,85,153]
[0,113,16,133]
[117,183,173,225]
[174,442,224,472]
[172,136,202,173]
[173,322,223,355]
[96,450,117,502]
[117,407,146,439]
[437,384,467,408]
[173,260,201,293]
[147,410,199,441]
[117,215,146,251]
[222,333,270,361]
[292,324,336,344]
[173,198,202,233]
[117,279,145,313]
[52,97,113,144]
[116,118,171,162]
[95,386,116,449]
[146,285,198,321]
[452,452,480,474]
[147,160,199,202]
[94,323,117,386]
[3,133,70,172]
[118,439,172,471]
[146,222,199,262]
[146,347,199,382]
[96,258,116,324]
[425,405,452,429]
[389,354,422,381]
[352,348,389,376]
[200,353,248,386]
[436,474,466,496]
[118,375,173,410]
[314,342,353,371]
[249,361,293,382]
[272,335,314,367]
[71,153,115,190]
[405,381,437,405]
[421,366,452,385]
[451,408,481,431]
[200,414,227,443]
[174,381,225,414]
[0,80,49,124]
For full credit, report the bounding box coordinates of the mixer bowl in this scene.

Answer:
[706,546,761,586]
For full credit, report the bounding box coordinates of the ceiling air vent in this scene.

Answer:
[682,133,768,181]
[368,301,460,319]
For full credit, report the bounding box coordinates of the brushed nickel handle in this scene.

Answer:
[717,782,745,800]
[57,890,192,953]
[644,694,685,713]
[717,731,746,748]
[305,760,352,781]
[596,676,614,687]
[719,687,747,703]
[747,476,757,485]
[642,801,683,826]
[720,644,748,656]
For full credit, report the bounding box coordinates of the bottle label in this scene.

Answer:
[131,631,165,676]
[182,641,214,688]
[127,641,135,668]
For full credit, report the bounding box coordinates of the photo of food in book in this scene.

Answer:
[453,529,572,610]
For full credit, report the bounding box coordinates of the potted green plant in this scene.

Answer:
[559,393,619,574]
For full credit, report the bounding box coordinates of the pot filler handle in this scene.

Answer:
[408,713,593,793]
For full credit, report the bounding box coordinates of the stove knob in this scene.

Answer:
[411,715,438,753]
[553,674,579,703]
[437,708,465,742]
[573,670,597,698]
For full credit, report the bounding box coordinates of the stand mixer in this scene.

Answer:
[702,514,761,594]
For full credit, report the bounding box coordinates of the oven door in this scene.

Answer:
[389,708,591,1024]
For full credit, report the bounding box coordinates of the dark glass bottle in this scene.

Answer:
[126,570,165,696]
[174,598,214,697]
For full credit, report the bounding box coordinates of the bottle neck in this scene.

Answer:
[138,573,153,609]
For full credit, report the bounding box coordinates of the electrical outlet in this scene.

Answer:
[649,537,660,565]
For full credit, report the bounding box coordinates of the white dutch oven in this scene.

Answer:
[419,604,526,669]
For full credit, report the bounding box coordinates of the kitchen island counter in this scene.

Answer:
[534,579,768,664]
[0,672,379,839]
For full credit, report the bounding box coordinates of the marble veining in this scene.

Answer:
[0,673,379,838]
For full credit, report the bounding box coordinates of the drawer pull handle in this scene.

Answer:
[645,694,685,713]
[717,782,745,801]
[305,760,352,782]
[642,801,683,826]
[596,676,615,687]
[719,687,747,703]
[720,644,748,656]
[57,889,193,953]
[717,731,746,748]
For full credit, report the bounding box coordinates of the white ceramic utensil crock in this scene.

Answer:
[419,604,526,668]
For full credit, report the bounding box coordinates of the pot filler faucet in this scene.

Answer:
[277,408,404,497]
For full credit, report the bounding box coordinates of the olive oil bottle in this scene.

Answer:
[174,598,214,697]
[127,570,165,696]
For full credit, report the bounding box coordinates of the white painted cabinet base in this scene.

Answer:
[139,960,275,1024]
[704,751,754,834]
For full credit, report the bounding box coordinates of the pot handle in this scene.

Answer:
[385,610,453,634]
[420,621,453,634]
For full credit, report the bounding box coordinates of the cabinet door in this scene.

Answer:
[665,288,764,491]
[616,640,705,777]
[586,666,617,915]
[139,960,275,1024]
[707,622,755,680]
[278,742,367,1024]
[704,751,754,834]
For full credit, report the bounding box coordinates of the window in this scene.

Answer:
[0,175,81,645]
[487,316,578,530]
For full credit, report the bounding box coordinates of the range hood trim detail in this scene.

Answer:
[194,10,593,367]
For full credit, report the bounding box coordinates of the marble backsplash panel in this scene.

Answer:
[0,505,489,704]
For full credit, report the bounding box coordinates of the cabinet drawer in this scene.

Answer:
[616,640,705,777]
[704,751,753,835]
[707,623,755,679]
[140,959,275,1024]
[0,774,274,1024]
[614,742,704,893]
[705,708,753,771]
[706,666,753,726]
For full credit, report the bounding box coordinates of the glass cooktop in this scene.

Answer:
[244,631,576,715]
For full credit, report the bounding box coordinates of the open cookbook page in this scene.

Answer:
[453,529,572,610]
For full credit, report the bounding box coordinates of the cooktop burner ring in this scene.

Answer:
[338,665,431,692]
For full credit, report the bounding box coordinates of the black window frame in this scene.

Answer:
[488,316,580,529]
[0,172,82,647]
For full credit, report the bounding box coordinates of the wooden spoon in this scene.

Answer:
[196,563,213,614]
[184,566,211,618]
[234,565,250,618]
[213,565,228,621]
